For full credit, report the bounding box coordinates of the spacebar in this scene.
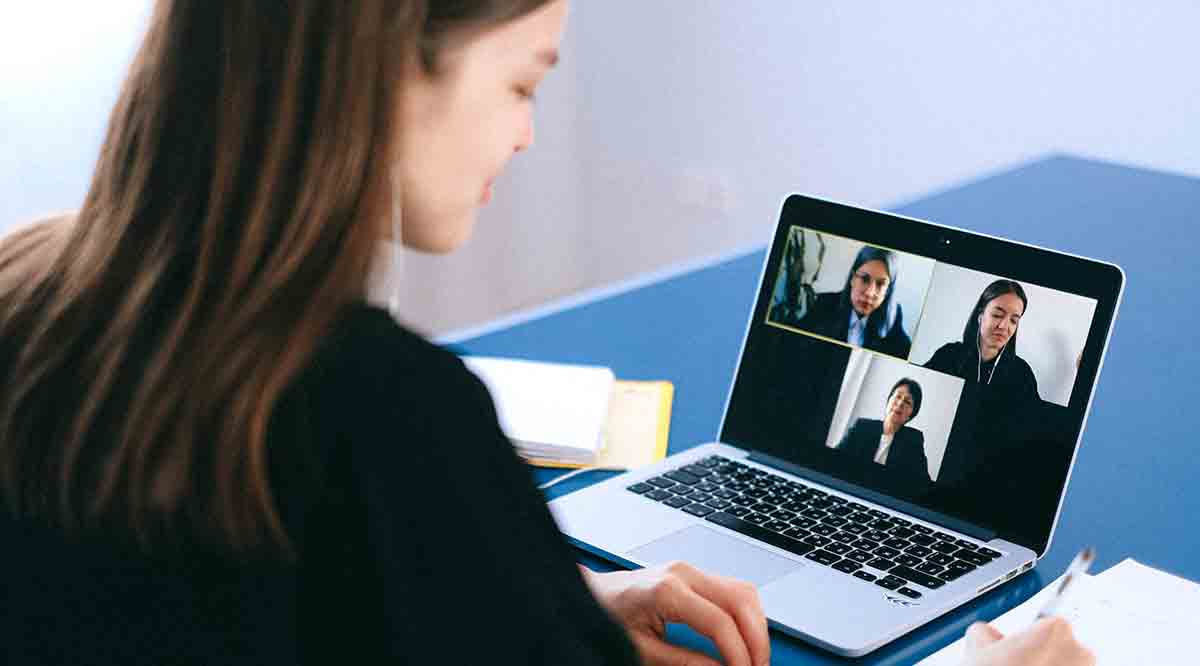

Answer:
[705,512,816,558]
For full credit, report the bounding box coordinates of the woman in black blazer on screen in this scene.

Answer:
[797,246,912,358]
[836,378,931,491]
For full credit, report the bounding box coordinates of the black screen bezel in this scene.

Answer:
[719,194,1123,556]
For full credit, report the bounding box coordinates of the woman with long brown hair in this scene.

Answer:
[0,2,1092,665]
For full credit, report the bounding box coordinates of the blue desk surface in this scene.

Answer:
[457,155,1200,664]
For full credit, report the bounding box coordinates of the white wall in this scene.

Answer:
[826,350,965,481]
[4,2,1198,335]
[910,263,1097,407]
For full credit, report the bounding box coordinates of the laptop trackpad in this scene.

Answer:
[628,525,803,587]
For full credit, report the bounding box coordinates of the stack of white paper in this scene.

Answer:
[921,558,1200,665]
[462,356,615,465]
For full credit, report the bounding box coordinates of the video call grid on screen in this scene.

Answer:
[722,195,1122,551]
[764,224,1099,411]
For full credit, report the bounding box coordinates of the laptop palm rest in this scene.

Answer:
[628,525,803,587]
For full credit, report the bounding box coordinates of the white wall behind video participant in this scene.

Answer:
[825,350,964,482]
[910,263,1097,407]
[806,233,936,346]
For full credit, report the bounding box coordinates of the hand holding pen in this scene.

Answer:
[1035,546,1096,620]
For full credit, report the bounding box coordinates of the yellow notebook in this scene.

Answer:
[526,380,673,470]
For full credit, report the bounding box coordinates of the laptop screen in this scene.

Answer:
[721,195,1122,555]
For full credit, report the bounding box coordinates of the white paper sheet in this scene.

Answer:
[920,560,1200,665]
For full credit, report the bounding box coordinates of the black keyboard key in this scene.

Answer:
[890,517,912,527]
[847,550,874,564]
[829,505,854,517]
[743,488,768,499]
[890,565,947,589]
[663,496,691,508]
[868,558,897,571]
[826,495,848,504]
[727,506,750,517]
[688,492,713,503]
[749,502,776,514]
[853,570,877,582]
[821,516,849,527]
[883,538,910,550]
[764,519,792,533]
[865,530,889,542]
[705,512,817,558]
[896,587,922,599]
[669,485,696,496]
[910,524,933,535]
[890,527,916,539]
[867,509,888,519]
[790,517,817,529]
[695,481,720,492]
[807,488,828,497]
[731,495,757,507]
[771,509,797,521]
[847,502,868,511]
[873,546,902,560]
[843,523,869,534]
[896,554,922,567]
[955,549,993,566]
[801,508,827,519]
[910,534,936,546]
[938,569,968,582]
[681,464,713,478]
[704,498,732,510]
[627,483,653,494]
[780,501,807,512]
[806,550,841,566]
[745,513,769,525]
[930,553,955,566]
[852,539,878,551]
[905,545,933,558]
[713,489,738,499]
[832,531,858,544]
[646,489,672,500]
[781,527,810,540]
[977,547,1003,559]
[874,576,904,590]
[812,524,837,536]
[932,541,960,554]
[647,477,675,489]
[947,560,976,573]
[832,559,862,574]
[827,543,853,555]
[933,531,956,542]
[683,503,715,517]
[802,534,832,547]
[848,512,874,524]
[665,470,701,485]
[809,498,835,510]
[956,539,978,550]
[916,562,945,575]
[869,519,896,531]
[725,482,750,492]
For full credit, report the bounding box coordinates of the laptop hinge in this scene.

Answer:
[747,451,996,542]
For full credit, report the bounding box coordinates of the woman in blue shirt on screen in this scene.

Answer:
[798,246,913,358]
[0,1,1091,665]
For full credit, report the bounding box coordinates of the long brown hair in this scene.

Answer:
[0,0,550,559]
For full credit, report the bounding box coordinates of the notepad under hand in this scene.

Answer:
[919,559,1200,665]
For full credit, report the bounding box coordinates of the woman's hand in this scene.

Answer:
[962,618,1095,666]
[580,561,769,666]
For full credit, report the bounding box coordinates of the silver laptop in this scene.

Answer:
[549,194,1124,656]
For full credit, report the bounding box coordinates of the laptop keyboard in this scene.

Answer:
[626,455,1004,599]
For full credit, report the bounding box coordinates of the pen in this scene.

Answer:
[1034,546,1095,620]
